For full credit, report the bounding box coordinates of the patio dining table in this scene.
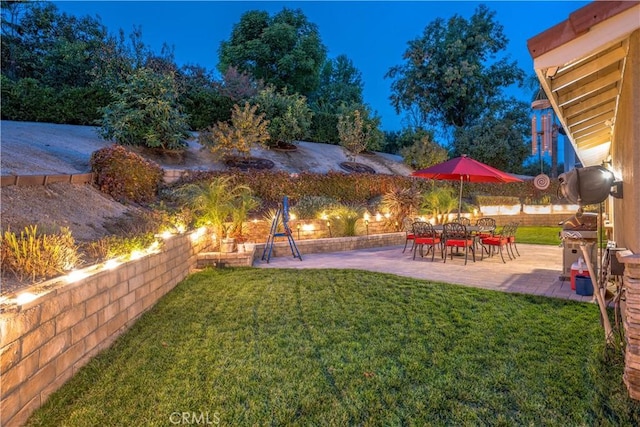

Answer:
[430,224,496,259]
[431,224,495,235]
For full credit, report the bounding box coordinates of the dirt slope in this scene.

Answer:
[0,120,412,241]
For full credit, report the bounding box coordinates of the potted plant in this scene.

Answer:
[230,191,260,252]
[173,176,256,253]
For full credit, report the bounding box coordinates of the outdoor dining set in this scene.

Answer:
[402,217,520,265]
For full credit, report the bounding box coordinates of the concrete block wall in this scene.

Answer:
[0,230,210,427]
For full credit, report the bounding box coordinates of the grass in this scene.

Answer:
[515,226,562,245]
[28,268,640,426]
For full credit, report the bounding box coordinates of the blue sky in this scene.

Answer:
[53,1,590,134]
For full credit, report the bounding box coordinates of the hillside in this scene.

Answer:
[0,120,412,176]
[0,120,412,241]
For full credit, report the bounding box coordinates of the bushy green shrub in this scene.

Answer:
[399,130,448,170]
[309,111,340,144]
[90,145,164,204]
[253,86,312,148]
[1,225,80,282]
[98,68,190,150]
[55,85,112,125]
[0,75,111,125]
[181,89,234,131]
[0,76,57,122]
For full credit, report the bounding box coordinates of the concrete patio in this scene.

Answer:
[254,243,595,303]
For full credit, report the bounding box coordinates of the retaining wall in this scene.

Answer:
[0,230,211,427]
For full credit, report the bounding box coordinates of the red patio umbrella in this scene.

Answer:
[412,155,523,219]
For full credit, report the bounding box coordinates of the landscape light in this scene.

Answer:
[66,269,88,283]
[104,259,120,270]
[16,292,37,305]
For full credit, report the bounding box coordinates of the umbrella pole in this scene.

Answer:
[458,176,463,220]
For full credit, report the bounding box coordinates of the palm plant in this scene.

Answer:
[421,187,458,224]
[380,187,421,229]
[326,204,365,237]
[173,176,255,246]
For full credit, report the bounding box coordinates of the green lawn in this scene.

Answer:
[515,226,562,245]
[29,268,639,426]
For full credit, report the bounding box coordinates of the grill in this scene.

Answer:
[560,229,598,240]
[560,213,598,279]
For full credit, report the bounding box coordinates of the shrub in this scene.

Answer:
[338,109,369,162]
[475,195,522,206]
[325,204,366,237]
[181,89,234,131]
[400,131,449,170]
[292,195,339,219]
[1,225,80,282]
[98,68,190,150]
[172,176,256,244]
[421,187,458,224]
[90,145,164,204]
[253,86,312,148]
[84,233,159,262]
[198,102,270,159]
[309,111,340,144]
[0,76,56,122]
[380,186,422,226]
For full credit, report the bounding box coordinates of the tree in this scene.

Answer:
[177,64,234,130]
[98,68,191,150]
[252,85,312,148]
[310,54,363,111]
[218,8,327,97]
[198,102,270,159]
[451,99,530,173]
[399,129,448,170]
[385,4,525,130]
[338,109,371,162]
[219,65,263,102]
[1,1,109,88]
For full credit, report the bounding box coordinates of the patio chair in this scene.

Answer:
[507,221,521,257]
[442,222,476,265]
[456,217,471,226]
[401,217,416,253]
[475,217,496,237]
[412,221,442,261]
[480,223,513,263]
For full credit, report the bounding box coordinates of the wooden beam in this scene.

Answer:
[565,101,616,128]
[551,47,626,91]
[557,69,621,106]
[569,111,613,134]
[576,128,612,149]
[564,92,617,119]
[573,123,609,140]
